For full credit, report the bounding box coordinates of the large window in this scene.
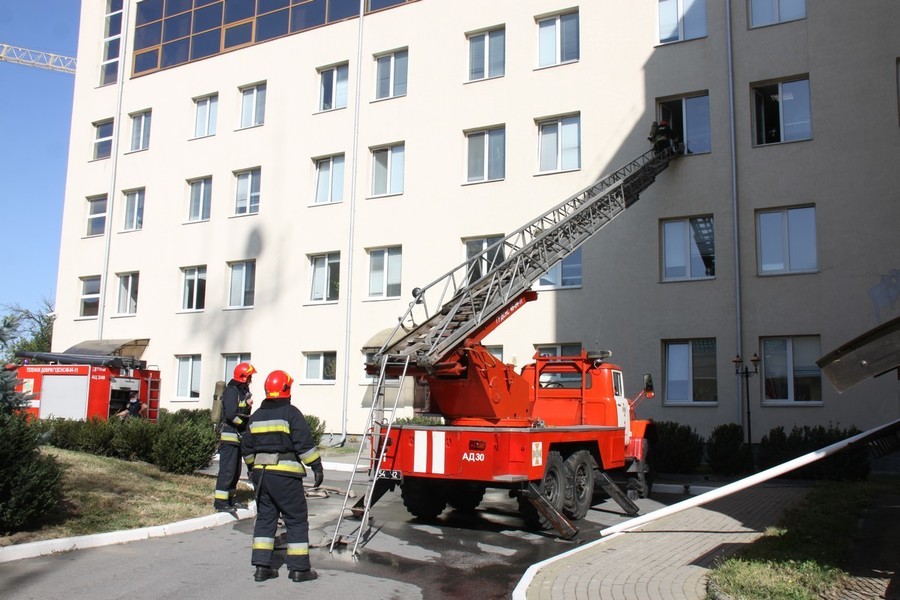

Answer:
[658,0,707,44]
[310,252,340,302]
[536,343,582,356]
[86,195,107,237]
[314,155,344,204]
[117,272,139,315]
[194,94,218,138]
[753,78,811,145]
[662,216,715,280]
[750,0,805,28]
[368,246,401,298]
[101,0,122,85]
[235,168,261,215]
[80,276,101,318]
[757,206,816,274]
[130,110,152,151]
[182,265,207,311]
[188,177,212,222]
[123,189,145,231]
[665,338,717,403]
[224,353,251,381]
[538,115,580,172]
[467,127,505,182]
[658,94,710,154]
[536,343,583,388]
[468,27,505,81]
[240,83,266,128]
[375,49,408,99]
[537,248,582,289]
[762,336,821,403]
[537,11,579,67]
[319,63,348,111]
[229,260,256,308]
[371,143,404,196]
[176,355,201,399]
[93,119,114,160]
[305,351,337,382]
[465,236,504,283]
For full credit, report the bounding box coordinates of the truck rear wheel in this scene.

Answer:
[563,450,594,520]
[447,483,486,512]
[400,477,447,521]
[518,450,565,530]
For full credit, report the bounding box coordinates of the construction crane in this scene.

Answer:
[0,43,76,74]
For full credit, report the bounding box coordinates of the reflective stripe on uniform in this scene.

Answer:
[286,543,309,556]
[248,419,291,435]
[232,416,243,426]
[214,489,230,501]
[220,431,240,443]
[298,447,320,463]
[252,537,275,551]
[245,455,255,467]
[252,460,306,475]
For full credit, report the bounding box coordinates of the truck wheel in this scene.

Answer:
[518,450,565,530]
[563,450,594,520]
[401,477,447,521]
[447,483,486,512]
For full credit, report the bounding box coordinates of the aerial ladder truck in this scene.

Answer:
[332,145,679,554]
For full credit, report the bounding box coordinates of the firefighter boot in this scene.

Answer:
[254,566,278,582]
[289,569,318,583]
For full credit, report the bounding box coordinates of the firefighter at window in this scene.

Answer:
[241,369,323,583]
[652,119,677,157]
[214,361,256,512]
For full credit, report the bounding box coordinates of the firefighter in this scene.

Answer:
[241,370,324,583]
[653,119,677,157]
[214,361,256,512]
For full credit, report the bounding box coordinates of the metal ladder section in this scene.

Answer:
[372,150,673,371]
[329,354,410,556]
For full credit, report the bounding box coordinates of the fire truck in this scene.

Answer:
[14,349,160,422]
[333,148,678,552]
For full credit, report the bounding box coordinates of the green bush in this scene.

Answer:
[304,413,326,447]
[110,417,158,462]
[653,420,704,474]
[759,424,869,481]
[158,408,212,427]
[152,420,217,475]
[395,415,445,426]
[706,423,752,475]
[76,417,116,455]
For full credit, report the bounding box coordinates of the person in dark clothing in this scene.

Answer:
[214,361,256,512]
[653,119,677,157]
[241,369,324,583]
[116,391,147,419]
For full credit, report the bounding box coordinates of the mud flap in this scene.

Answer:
[596,471,640,516]
[525,483,579,540]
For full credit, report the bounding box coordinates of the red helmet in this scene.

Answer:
[264,370,293,399]
[659,119,669,126]
[233,362,256,383]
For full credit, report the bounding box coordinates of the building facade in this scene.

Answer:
[54,0,900,442]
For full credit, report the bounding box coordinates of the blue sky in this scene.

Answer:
[0,1,81,312]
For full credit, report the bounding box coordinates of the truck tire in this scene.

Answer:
[401,477,447,521]
[447,483,486,512]
[563,450,594,520]
[518,450,565,530]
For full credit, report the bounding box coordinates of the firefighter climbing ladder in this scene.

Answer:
[370,149,674,372]
[329,354,411,556]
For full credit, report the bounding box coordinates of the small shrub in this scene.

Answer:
[152,420,217,475]
[41,417,83,450]
[110,417,158,462]
[758,424,869,481]
[395,415,445,426]
[653,420,704,474]
[304,414,326,447]
[706,423,752,475]
[76,417,116,455]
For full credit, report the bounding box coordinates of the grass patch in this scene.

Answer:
[0,447,252,547]
[708,476,900,599]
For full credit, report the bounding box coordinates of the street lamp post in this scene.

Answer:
[733,353,761,445]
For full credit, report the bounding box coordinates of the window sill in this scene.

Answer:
[182,219,210,225]
[367,192,404,200]
[189,134,216,141]
[752,137,812,148]
[223,306,254,311]
[303,300,339,307]
[462,178,505,187]
[654,35,708,48]
[371,94,407,104]
[534,284,583,292]
[464,74,505,85]
[88,156,111,163]
[308,199,343,207]
[119,228,142,234]
[235,123,265,132]
[124,148,149,155]
[533,167,581,177]
[662,401,718,407]
[661,276,716,283]
[533,59,579,72]
[110,313,137,319]
[299,380,336,386]
[314,105,348,115]
[363,296,401,303]
[75,316,99,321]
[82,234,106,240]
[171,397,200,403]
[176,309,205,315]
[749,17,806,30]
[762,400,823,407]
[757,269,819,277]
[229,211,259,219]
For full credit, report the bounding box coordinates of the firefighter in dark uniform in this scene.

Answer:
[214,361,256,512]
[241,369,324,583]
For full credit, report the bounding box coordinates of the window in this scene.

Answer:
[465,236,504,283]
[757,206,816,274]
[229,260,256,308]
[762,336,821,403]
[665,339,717,403]
[117,272,139,315]
[176,355,201,398]
[86,196,107,237]
[240,83,266,128]
[750,0,805,28]
[537,343,582,357]
[235,168,261,215]
[467,127,505,182]
[194,94,218,137]
[658,0,707,44]
[224,353,251,381]
[537,12,579,67]
[305,351,337,382]
[538,248,582,288]
[485,346,504,362]
[188,177,212,222]
[101,0,122,85]
[753,78,811,145]
[375,49,408,99]
[122,189,145,231]
[662,216,715,280]
[536,344,583,388]
[314,155,344,204]
[658,94,711,154]
[93,119,114,160]
[538,115,580,172]
[130,110,151,151]
[310,252,340,302]
[368,246,401,298]
[182,265,207,310]
[319,63,348,110]
[371,144,404,196]
[468,27,505,81]
[80,276,101,317]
